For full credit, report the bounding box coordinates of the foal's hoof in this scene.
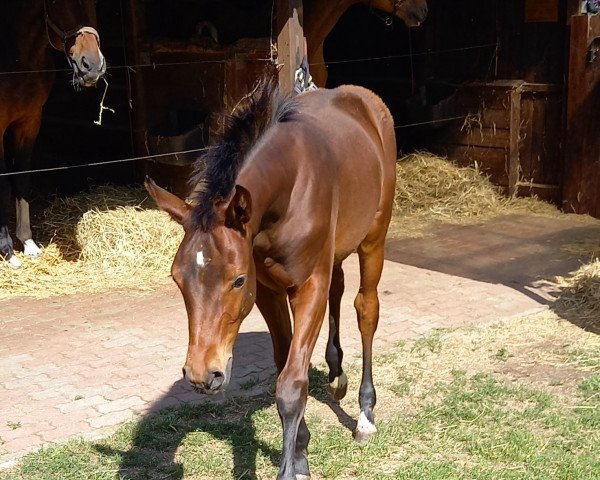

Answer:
[296,475,311,480]
[353,411,377,445]
[23,239,42,258]
[328,372,348,401]
[6,255,22,269]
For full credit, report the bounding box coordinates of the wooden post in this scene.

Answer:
[508,86,522,197]
[562,14,600,214]
[276,0,306,93]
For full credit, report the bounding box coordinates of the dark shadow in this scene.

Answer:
[308,366,356,432]
[95,331,280,480]
[94,331,358,479]
[384,213,600,334]
[385,214,600,304]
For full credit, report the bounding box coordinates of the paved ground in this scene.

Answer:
[1,213,600,467]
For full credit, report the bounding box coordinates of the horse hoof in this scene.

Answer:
[353,411,377,445]
[328,372,348,401]
[296,475,311,480]
[7,255,22,269]
[23,239,42,258]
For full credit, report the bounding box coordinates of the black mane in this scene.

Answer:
[188,77,297,231]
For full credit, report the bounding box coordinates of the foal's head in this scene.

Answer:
[146,79,287,395]
[368,0,429,27]
[45,0,106,87]
[146,180,256,395]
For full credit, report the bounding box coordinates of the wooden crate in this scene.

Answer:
[424,80,563,204]
[130,38,274,198]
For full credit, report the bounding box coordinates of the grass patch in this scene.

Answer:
[3,312,600,479]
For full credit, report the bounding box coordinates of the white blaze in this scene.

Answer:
[196,251,205,267]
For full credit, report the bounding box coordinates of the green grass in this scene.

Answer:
[2,315,600,480]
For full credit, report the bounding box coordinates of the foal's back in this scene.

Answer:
[269,86,397,259]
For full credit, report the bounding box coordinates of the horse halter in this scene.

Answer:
[43,0,100,67]
[369,0,408,26]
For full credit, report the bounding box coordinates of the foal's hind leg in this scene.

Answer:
[353,225,387,444]
[326,263,347,401]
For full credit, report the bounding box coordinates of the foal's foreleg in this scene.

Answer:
[276,274,330,480]
[326,263,347,401]
[0,141,16,263]
[256,282,311,479]
[11,117,42,257]
[354,238,386,444]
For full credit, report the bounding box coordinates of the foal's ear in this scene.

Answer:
[225,185,253,232]
[144,177,190,225]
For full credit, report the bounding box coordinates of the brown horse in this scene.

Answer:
[304,0,429,86]
[146,79,396,479]
[0,0,105,268]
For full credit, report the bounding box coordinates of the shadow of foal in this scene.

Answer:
[96,367,354,479]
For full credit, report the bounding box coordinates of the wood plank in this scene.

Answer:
[563,15,600,214]
[430,126,511,149]
[508,88,521,196]
[276,0,305,93]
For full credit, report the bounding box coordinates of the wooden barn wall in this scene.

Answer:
[416,0,568,84]
[123,0,274,197]
[408,0,568,204]
[562,14,600,215]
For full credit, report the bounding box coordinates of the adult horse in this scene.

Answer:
[146,79,396,479]
[304,0,429,86]
[0,0,105,268]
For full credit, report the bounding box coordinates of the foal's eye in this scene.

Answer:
[233,276,246,289]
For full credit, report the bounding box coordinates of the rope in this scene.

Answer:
[0,147,210,178]
[0,113,473,179]
[394,115,468,129]
[309,43,500,66]
[0,43,500,77]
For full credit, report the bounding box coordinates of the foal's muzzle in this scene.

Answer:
[183,357,233,395]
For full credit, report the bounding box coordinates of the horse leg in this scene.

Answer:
[255,282,311,478]
[0,137,18,267]
[276,272,331,480]
[326,263,347,401]
[11,117,42,257]
[255,282,292,374]
[353,228,387,444]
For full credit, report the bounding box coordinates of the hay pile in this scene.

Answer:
[0,153,565,299]
[391,152,558,236]
[555,260,600,332]
[0,186,182,299]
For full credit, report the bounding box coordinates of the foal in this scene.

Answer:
[147,80,396,480]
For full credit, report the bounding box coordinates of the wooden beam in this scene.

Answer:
[508,87,522,197]
[276,0,305,93]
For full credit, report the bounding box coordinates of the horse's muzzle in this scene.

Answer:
[183,357,233,395]
[73,56,106,88]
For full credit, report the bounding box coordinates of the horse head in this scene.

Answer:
[368,0,429,27]
[146,179,257,395]
[44,0,106,88]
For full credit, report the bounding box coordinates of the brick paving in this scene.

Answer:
[1,213,599,467]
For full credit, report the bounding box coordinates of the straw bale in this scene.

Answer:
[390,152,559,237]
[0,185,182,299]
[554,260,600,331]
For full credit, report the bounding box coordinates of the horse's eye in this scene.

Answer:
[233,276,246,289]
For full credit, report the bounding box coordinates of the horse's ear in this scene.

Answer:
[144,177,190,225]
[225,185,252,232]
